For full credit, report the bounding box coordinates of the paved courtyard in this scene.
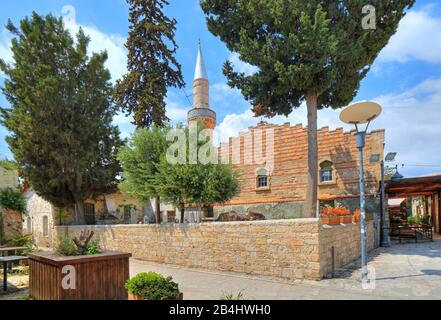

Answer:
[130,239,441,300]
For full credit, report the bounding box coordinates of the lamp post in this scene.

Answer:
[340,101,382,285]
[380,152,397,247]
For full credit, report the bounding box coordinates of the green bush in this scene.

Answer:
[84,240,102,255]
[407,216,419,224]
[9,233,33,247]
[125,272,180,300]
[220,289,246,300]
[0,188,26,213]
[56,235,79,256]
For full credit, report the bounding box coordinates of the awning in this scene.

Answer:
[386,174,441,198]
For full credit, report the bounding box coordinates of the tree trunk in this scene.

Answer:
[180,207,185,224]
[74,200,86,225]
[304,92,319,218]
[155,195,161,224]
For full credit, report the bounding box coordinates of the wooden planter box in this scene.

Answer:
[28,251,131,300]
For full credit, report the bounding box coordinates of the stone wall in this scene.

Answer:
[54,219,376,280]
[25,189,55,247]
[0,209,23,242]
[319,221,375,276]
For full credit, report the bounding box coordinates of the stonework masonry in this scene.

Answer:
[54,219,375,280]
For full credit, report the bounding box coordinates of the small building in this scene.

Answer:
[386,174,441,235]
[24,189,168,247]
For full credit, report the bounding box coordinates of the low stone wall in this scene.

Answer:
[319,221,375,276]
[1,209,23,242]
[54,219,376,280]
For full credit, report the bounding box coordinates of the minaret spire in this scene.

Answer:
[194,40,208,80]
[188,41,216,130]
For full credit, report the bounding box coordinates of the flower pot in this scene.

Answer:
[328,216,340,225]
[342,216,353,224]
[128,292,183,300]
[321,216,330,224]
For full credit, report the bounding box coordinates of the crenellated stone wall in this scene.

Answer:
[214,123,384,218]
[54,219,376,280]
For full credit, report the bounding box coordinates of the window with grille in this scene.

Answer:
[256,168,269,189]
[84,203,95,225]
[320,161,333,182]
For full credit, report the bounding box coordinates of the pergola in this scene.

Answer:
[386,174,441,234]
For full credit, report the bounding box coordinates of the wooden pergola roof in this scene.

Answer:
[386,174,441,198]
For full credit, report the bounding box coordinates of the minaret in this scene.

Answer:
[188,42,216,130]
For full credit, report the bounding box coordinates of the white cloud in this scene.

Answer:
[0,5,127,82]
[0,28,13,77]
[378,7,441,63]
[228,52,258,76]
[61,5,127,82]
[216,78,441,177]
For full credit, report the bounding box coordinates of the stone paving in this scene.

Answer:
[130,239,441,300]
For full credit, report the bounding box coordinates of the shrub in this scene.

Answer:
[125,272,180,300]
[407,216,418,224]
[0,188,26,213]
[56,235,79,256]
[9,233,33,247]
[84,240,102,255]
[220,289,246,300]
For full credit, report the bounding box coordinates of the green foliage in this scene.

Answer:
[0,159,18,171]
[125,272,180,300]
[119,122,240,214]
[200,0,415,217]
[0,13,123,224]
[421,215,431,226]
[53,208,72,226]
[118,126,170,202]
[8,233,33,247]
[220,289,246,300]
[56,235,79,256]
[155,123,240,210]
[84,239,102,255]
[407,216,417,224]
[8,266,29,276]
[114,0,185,128]
[201,0,415,114]
[56,235,102,256]
[0,188,26,213]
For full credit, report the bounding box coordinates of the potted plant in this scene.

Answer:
[28,229,131,300]
[125,272,183,300]
[353,209,361,223]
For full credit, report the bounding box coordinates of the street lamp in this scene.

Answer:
[340,101,382,285]
[379,152,397,247]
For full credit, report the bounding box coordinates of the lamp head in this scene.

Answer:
[339,101,382,125]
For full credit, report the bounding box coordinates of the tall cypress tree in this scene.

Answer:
[115,0,185,128]
[0,13,123,224]
[201,0,414,217]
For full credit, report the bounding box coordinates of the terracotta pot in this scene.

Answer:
[342,216,353,224]
[321,216,330,224]
[128,292,183,300]
[328,216,341,225]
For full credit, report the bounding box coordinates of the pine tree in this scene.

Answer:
[115,0,185,128]
[201,0,415,217]
[0,13,123,224]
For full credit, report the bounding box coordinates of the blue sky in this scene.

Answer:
[1,0,441,178]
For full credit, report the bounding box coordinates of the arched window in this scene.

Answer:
[320,161,333,182]
[42,215,49,237]
[256,168,269,189]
